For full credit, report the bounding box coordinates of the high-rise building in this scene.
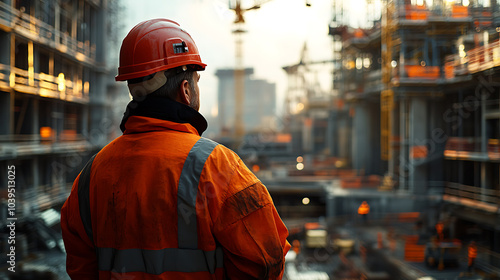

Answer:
[215,68,276,136]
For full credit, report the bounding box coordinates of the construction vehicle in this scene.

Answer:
[304,222,328,249]
[332,238,355,255]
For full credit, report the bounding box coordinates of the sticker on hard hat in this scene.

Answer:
[173,42,189,54]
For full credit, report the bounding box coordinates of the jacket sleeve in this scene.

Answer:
[213,179,291,280]
[60,174,98,279]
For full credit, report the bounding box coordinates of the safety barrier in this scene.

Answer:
[404,65,440,79]
[404,4,428,20]
[404,235,425,262]
[399,4,472,20]
[340,175,381,189]
[452,5,469,18]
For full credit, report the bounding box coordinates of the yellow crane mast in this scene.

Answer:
[228,0,270,147]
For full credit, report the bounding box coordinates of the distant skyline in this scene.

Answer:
[120,0,373,117]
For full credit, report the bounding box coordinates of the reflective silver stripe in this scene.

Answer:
[177,137,218,249]
[77,154,97,244]
[98,246,223,274]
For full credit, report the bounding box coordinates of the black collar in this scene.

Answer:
[120,96,208,135]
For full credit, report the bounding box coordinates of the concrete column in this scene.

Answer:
[31,97,39,136]
[352,103,371,173]
[326,193,336,220]
[399,37,405,78]
[409,96,428,195]
[33,44,40,73]
[390,95,399,180]
[0,31,10,65]
[82,103,88,136]
[326,110,336,156]
[399,98,408,190]
[32,156,39,190]
[54,3,60,44]
[302,115,313,153]
[0,29,12,136]
[0,92,12,135]
[338,116,351,159]
[431,37,439,66]
[53,101,63,141]
[352,102,381,175]
[95,1,106,63]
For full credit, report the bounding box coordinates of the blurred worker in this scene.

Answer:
[358,201,370,222]
[387,228,397,252]
[292,239,301,255]
[359,244,367,263]
[436,221,444,242]
[61,19,290,279]
[468,241,477,271]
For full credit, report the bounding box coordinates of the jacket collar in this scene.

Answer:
[120,96,208,136]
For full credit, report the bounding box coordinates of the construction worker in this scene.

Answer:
[436,221,444,242]
[61,19,291,279]
[292,239,301,255]
[358,201,370,222]
[468,241,477,271]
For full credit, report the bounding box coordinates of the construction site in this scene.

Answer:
[269,0,500,278]
[0,0,499,279]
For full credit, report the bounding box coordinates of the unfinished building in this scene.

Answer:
[0,0,122,224]
[324,0,500,269]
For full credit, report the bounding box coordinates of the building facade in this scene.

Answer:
[0,0,123,220]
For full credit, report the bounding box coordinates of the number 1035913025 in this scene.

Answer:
[7,165,15,217]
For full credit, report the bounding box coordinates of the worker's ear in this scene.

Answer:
[178,79,191,105]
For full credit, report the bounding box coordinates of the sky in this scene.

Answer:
[119,0,369,117]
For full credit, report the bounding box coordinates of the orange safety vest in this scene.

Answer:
[469,245,477,259]
[436,222,444,234]
[61,116,291,279]
[358,202,370,215]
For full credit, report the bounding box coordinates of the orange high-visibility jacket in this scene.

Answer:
[61,116,291,279]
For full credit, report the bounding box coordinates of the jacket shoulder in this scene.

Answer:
[203,141,260,195]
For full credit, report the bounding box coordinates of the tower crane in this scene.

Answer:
[227,0,311,147]
[228,0,272,147]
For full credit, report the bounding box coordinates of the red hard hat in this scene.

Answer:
[115,19,206,81]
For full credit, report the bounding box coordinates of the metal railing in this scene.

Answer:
[444,40,500,78]
[0,1,96,61]
[0,134,41,143]
[476,245,500,276]
[444,182,500,207]
[0,63,89,103]
[468,40,500,74]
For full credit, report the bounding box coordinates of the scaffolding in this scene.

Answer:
[0,0,121,217]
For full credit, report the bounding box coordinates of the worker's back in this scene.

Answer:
[61,115,290,279]
[93,117,211,255]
